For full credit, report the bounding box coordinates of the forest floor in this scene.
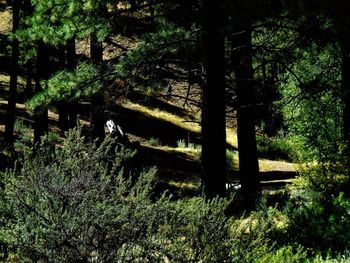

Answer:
[0,88,297,197]
[0,5,296,198]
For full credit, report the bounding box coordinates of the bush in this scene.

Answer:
[149,137,161,146]
[284,187,350,252]
[0,127,274,262]
[256,134,294,161]
[257,245,307,263]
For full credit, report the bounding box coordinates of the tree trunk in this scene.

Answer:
[66,37,78,128]
[231,14,261,209]
[25,60,33,100]
[33,42,48,143]
[57,45,69,131]
[4,0,20,145]
[200,0,226,198]
[90,34,105,141]
[262,62,281,137]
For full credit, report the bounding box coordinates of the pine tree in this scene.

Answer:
[90,33,105,141]
[200,0,227,198]
[4,0,21,145]
[231,6,261,208]
[33,42,48,143]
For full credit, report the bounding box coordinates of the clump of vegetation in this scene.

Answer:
[148,136,161,146]
[0,127,276,262]
[256,133,295,161]
[176,139,201,150]
[280,164,350,253]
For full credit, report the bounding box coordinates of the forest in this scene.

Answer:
[0,0,350,262]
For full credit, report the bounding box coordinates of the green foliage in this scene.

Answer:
[12,119,32,154]
[257,245,307,263]
[285,182,350,252]
[311,250,350,263]
[0,127,273,262]
[114,19,192,88]
[176,139,201,150]
[26,62,102,110]
[278,44,343,163]
[256,133,295,161]
[226,149,235,172]
[176,139,187,148]
[148,137,161,146]
[17,0,110,46]
[291,163,349,197]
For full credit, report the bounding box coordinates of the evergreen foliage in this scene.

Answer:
[0,128,273,262]
[27,62,102,111]
[2,0,350,261]
[113,19,193,86]
[279,44,343,162]
[17,0,110,45]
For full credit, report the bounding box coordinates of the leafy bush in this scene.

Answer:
[256,134,294,161]
[176,139,187,148]
[284,187,350,252]
[291,164,349,196]
[0,127,273,262]
[148,137,161,146]
[226,149,236,173]
[176,139,201,150]
[278,44,344,164]
[257,245,307,263]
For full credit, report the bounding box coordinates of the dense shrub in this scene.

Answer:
[256,134,295,161]
[282,165,350,253]
[0,128,274,262]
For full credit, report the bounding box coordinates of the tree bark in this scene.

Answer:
[57,45,69,131]
[33,42,48,143]
[25,60,33,100]
[262,62,281,137]
[4,0,20,145]
[200,0,226,198]
[66,37,78,128]
[89,34,105,141]
[231,14,261,208]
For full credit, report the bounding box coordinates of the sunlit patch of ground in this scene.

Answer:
[0,72,296,195]
[124,101,240,149]
[0,8,11,34]
[226,127,238,148]
[146,144,200,161]
[144,143,295,183]
[129,100,295,174]
[259,158,295,172]
[0,100,25,110]
[0,74,26,89]
[124,101,201,133]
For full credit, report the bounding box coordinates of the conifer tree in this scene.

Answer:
[231,4,261,207]
[90,33,105,141]
[33,42,48,143]
[4,0,21,145]
[200,0,226,198]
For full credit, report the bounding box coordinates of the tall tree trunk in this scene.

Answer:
[33,42,48,143]
[262,62,281,137]
[23,0,34,102]
[25,60,33,100]
[57,45,69,131]
[4,0,20,145]
[200,0,226,198]
[231,14,261,208]
[90,34,105,141]
[66,37,78,128]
